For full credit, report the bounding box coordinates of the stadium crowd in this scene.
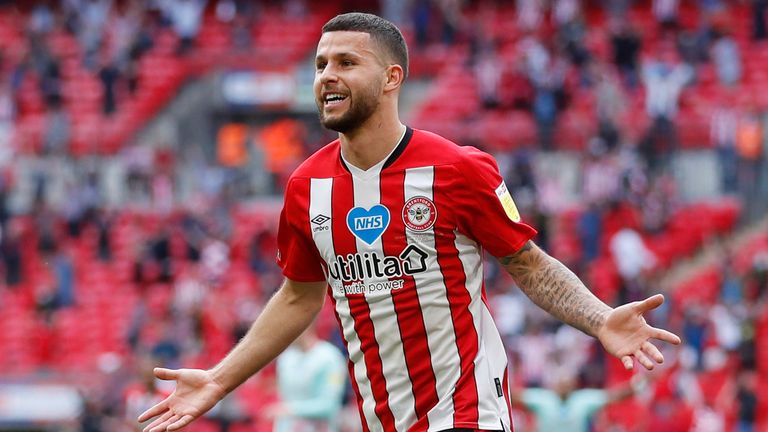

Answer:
[0,0,767,431]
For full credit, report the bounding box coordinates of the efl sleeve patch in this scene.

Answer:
[494,181,521,222]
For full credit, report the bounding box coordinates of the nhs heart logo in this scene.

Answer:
[347,205,390,245]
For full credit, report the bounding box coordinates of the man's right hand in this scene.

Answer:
[138,368,228,432]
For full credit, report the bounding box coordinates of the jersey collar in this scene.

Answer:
[340,126,413,177]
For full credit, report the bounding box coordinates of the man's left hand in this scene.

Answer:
[596,294,682,370]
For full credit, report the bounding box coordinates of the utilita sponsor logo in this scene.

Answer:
[327,245,428,282]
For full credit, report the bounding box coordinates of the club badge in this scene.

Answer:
[402,196,437,232]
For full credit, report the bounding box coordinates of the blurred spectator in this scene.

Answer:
[521,373,644,432]
[582,139,621,205]
[735,369,758,432]
[647,386,696,431]
[50,244,76,308]
[43,99,71,154]
[516,320,555,387]
[79,396,105,432]
[125,359,170,432]
[201,235,230,284]
[753,0,768,40]
[172,266,206,352]
[735,108,764,202]
[215,0,238,22]
[99,59,121,115]
[40,54,63,108]
[151,158,175,213]
[152,321,183,368]
[96,209,113,261]
[711,102,739,193]
[0,219,23,287]
[110,2,142,62]
[517,0,544,32]
[676,25,711,66]
[524,41,567,150]
[711,30,742,86]
[435,0,462,45]
[640,173,677,234]
[411,0,431,48]
[0,88,14,165]
[249,229,276,274]
[271,322,347,432]
[609,20,642,88]
[609,227,656,302]
[640,48,693,173]
[553,0,580,27]
[283,0,307,19]
[642,47,692,119]
[126,12,156,91]
[653,0,680,31]
[381,0,406,25]
[579,203,602,264]
[489,290,527,345]
[682,305,710,369]
[206,392,249,432]
[123,145,155,208]
[555,0,591,72]
[691,399,726,432]
[166,0,207,55]
[78,0,113,68]
[28,1,55,36]
[150,228,173,283]
[132,229,174,286]
[474,42,503,110]
[593,64,626,150]
[720,256,744,306]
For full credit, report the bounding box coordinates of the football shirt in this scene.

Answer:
[277,128,537,432]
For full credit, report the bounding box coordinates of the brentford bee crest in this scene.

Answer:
[402,196,437,232]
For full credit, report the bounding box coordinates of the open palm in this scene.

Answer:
[597,294,681,370]
[138,368,227,432]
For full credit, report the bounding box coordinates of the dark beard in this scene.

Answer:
[317,93,379,133]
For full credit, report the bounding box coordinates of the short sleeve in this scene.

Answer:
[276,178,326,282]
[454,148,537,257]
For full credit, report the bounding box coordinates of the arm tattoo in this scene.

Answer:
[498,241,611,336]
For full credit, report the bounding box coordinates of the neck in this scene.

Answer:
[339,109,405,171]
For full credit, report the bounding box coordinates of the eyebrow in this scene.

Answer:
[316,51,365,62]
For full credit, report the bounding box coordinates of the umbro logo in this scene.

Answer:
[311,214,330,225]
[311,214,330,232]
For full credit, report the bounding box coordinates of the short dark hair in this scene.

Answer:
[322,12,409,79]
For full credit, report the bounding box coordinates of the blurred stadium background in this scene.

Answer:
[0,0,766,431]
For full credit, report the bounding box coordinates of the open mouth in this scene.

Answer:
[323,93,348,107]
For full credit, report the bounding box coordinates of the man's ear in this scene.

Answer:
[383,64,405,92]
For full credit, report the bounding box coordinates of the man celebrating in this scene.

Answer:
[139,12,680,432]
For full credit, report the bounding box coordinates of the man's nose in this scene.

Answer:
[319,65,339,83]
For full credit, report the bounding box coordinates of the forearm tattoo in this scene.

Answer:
[499,241,611,336]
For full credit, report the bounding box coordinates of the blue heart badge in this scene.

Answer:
[347,205,390,245]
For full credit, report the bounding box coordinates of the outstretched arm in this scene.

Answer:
[499,241,680,370]
[138,278,327,432]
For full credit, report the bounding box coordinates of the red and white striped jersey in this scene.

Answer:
[277,128,537,432]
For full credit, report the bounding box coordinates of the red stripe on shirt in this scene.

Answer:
[433,165,480,429]
[332,175,397,432]
[328,294,371,432]
[380,169,438,431]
